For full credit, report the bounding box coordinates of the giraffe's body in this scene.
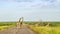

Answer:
[16,17,23,28]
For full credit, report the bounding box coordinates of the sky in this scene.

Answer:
[0,0,60,21]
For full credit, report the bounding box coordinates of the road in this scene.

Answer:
[0,25,36,34]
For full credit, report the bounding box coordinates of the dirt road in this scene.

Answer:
[0,25,36,34]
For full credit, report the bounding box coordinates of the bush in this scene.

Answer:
[30,26,60,34]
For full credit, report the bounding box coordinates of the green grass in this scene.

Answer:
[0,26,12,31]
[26,22,60,34]
[30,26,60,34]
[0,21,60,34]
[25,22,60,26]
[0,22,16,26]
[0,22,16,31]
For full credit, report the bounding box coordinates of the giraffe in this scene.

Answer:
[16,17,24,28]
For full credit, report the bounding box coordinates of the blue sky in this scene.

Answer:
[0,0,60,21]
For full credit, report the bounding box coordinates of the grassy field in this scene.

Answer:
[25,22,60,34]
[0,21,60,34]
[30,26,60,34]
[0,22,16,31]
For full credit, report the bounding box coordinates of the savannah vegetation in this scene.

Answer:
[25,22,60,34]
[0,22,16,31]
[0,21,60,34]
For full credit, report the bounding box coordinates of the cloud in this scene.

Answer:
[15,0,59,8]
[0,0,60,9]
[0,0,59,7]
[0,0,60,21]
